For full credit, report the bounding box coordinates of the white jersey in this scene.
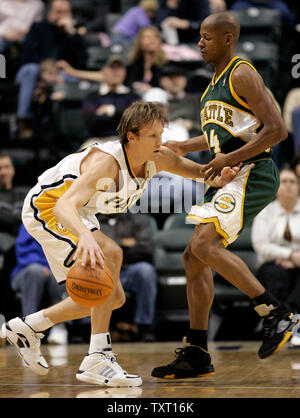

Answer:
[22,140,157,283]
[36,140,157,216]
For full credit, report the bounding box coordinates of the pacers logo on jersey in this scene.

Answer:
[55,221,69,235]
[214,193,236,213]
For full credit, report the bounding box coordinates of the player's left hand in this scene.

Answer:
[201,153,236,181]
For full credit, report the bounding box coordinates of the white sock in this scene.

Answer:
[89,332,111,354]
[24,310,55,332]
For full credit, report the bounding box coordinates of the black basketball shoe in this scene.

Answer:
[151,337,215,379]
[258,306,300,359]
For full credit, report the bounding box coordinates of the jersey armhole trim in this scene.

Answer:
[229,61,256,110]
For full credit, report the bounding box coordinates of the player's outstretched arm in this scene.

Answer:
[155,146,239,187]
[164,135,209,155]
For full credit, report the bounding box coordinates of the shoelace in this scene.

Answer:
[262,315,276,338]
[169,347,186,366]
[30,332,44,355]
[101,350,128,375]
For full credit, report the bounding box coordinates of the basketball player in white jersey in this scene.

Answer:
[0,101,240,387]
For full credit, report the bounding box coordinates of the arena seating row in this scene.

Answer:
[0,208,260,341]
[144,213,259,341]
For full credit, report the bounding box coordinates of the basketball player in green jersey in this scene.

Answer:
[152,11,300,379]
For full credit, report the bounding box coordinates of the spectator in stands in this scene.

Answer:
[283,88,300,154]
[111,0,159,46]
[0,0,45,53]
[158,65,202,138]
[15,0,87,139]
[143,65,207,163]
[156,0,179,26]
[56,58,103,83]
[142,87,204,213]
[251,168,300,345]
[143,86,189,142]
[209,0,227,13]
[290,153,300,179]
[99,213,158,342]
[125,25,168,95]
[0,152,29,319]
[81,55,139,140]
[10,224,68,344]
[0,153,28,236]
[32,58,65,121]
[69,0,110,46]
[157,0,211,44]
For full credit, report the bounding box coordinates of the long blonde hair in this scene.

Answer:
[128,26,167,67]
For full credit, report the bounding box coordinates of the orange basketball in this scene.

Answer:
[66,263,114,307]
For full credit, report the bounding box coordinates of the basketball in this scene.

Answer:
[66,263,114,307]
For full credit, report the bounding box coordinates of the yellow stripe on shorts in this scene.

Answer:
[31,177,78,248]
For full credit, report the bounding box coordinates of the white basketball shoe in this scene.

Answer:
[76,349,142,387]
[0,317,49,375]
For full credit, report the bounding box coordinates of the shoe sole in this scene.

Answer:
[1,323,49,376]
[160,371,216,379]
[152,365,215,379]
[76,371,142,387]
[259,317,300,359]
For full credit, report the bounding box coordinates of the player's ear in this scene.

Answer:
[224,32,233,46]
[127,131,136,142]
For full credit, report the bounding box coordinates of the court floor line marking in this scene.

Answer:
[1,383,300,390]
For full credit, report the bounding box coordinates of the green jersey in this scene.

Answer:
[200,56,271,162]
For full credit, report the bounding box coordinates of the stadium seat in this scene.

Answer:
[120,0,139,13]
[162,212,194,231]
[153,221,259,340]
[186,67,213,95]
[210,224,260,340]
[236,40,279,90]
[153,228,193,273]
[54,103,85,144]
[51,105,85,151]
[214,224,258,300]
[232,8,282,43]
[140,213,159,234]
[50,82,98,150]
[105,13,122,36]
[59,81,98,102]
[86,46,110,70]
[211,224,258,333]
[153,227,192,339]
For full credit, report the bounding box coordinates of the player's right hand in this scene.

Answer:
[73,230,105,269]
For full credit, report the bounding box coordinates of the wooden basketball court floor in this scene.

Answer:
[1,340,300,398]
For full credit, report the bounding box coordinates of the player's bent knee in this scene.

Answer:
[183,245,209,276]
[189,235,211,262]
[99,238,123,268]
[183,246,192,265]
[107,242,123,266]
[113,285,126,309]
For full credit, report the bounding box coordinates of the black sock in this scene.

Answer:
[251,291,279,307]
[252,291,280,317]
[187,329,208,351]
